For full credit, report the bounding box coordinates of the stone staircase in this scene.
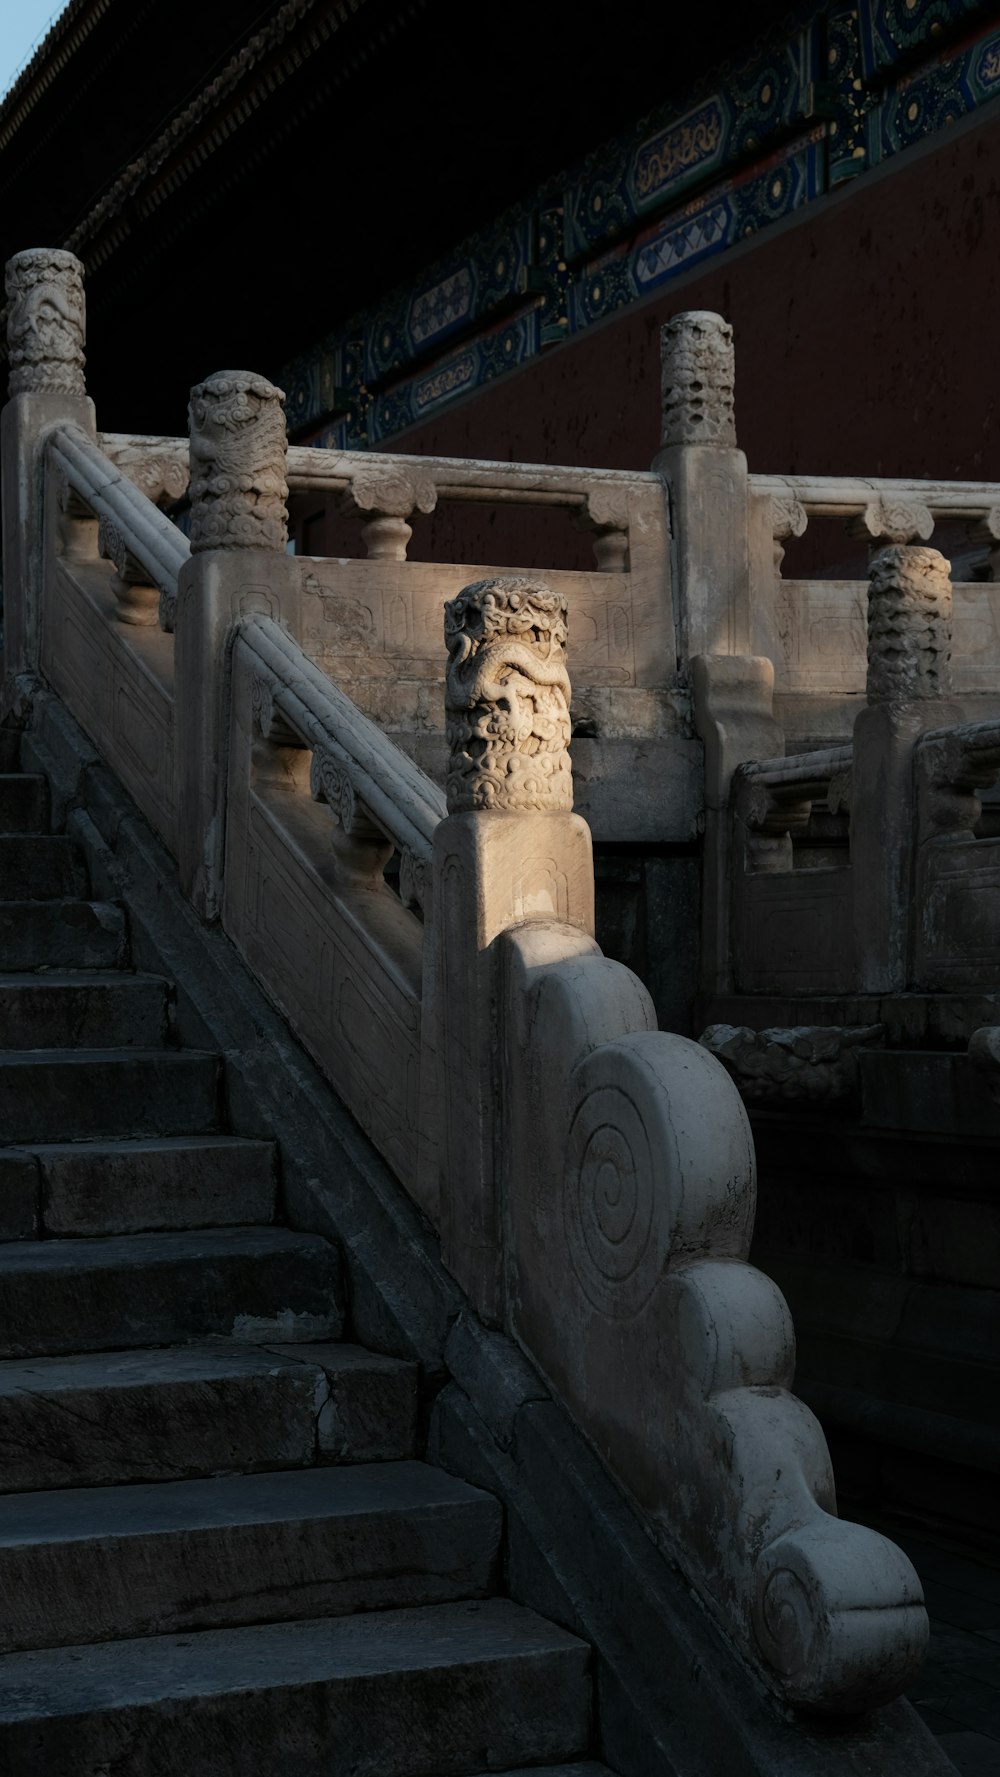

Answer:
[0,729,606,1777]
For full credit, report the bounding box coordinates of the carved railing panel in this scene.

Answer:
[913,718,1000,989]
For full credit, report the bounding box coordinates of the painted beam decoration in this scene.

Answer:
[281,0,1000,451]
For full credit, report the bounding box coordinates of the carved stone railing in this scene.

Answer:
[1,249,931,1723]
[912,717,1000,990]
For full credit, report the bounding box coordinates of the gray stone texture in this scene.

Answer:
[0,897,127,970]
[0,833,86,896]
[35,1134,275,1235]
[0,1047,220,1143]
[0,971,169,1048]
[0,771,46,832]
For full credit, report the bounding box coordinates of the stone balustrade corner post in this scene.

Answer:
[420,576,595,1322]
[2,247,96,694]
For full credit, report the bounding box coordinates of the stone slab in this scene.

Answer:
[0,898,127,971]
[0,1226,344,1357]
[0,1461,502,1650]
[0,1599,591,1777]
[33,1134,275,1236]
[267,1342,418,1463]
[0,1147,38,1239]
[0,971,168,1049]
[0,1047,220,1143]
[861,1050,1000,1139]
[0,835,86,898]
[0,772,45,834]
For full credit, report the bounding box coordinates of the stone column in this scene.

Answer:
[2,248,96,690]
[421,576,594,1321]
[174,369,293,916]
[851,545,963,991]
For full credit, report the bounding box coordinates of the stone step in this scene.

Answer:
[0,835,87,899]
[0,1047,220,1142]
[0,1341,417,1491]
[0,770,45,832]
[0,733,21,771]
[0,971,169,1049]
[0,899,128,971]
[16,1133,277,1237]
[0,1461,502,1653]
[0,1598,591,1775]
[0,1227,344,1357]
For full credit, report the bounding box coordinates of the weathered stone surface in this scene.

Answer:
[860,1049,999,1137]
[35,1134,275,1236]
[188,369,288,553]
[5,248,86,398]
[0,1600,591,1777]
[660,310,736,449]
[0,772,46,832]
[0,972,168,1050]
[267,1342,418,1464]
[700,1022,884,1103]
[0,1048,220,1143]
[0,834,87,897]
[0,1149,38,1240]
[0,899,127,970]
[0,1227,344,1357]
[0,1461,501,1651]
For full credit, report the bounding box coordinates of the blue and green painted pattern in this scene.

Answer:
[280,0,1000,450]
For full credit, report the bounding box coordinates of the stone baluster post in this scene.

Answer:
[420,576,594,1321]
[656,314,782,999]
[1,248,96,694]
[851,545,963,991]
[174,369,291,917]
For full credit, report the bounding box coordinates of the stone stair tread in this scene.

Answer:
[0,971,169,1048]
[0,1225,344,1356]
[0,1599,591,1777]
[0,835,87,897]
[0,1047,221,1142]
[0,899,128,970]
[0,1340,417,1488]
[0,1462,503,1651]
[0,774,46,834]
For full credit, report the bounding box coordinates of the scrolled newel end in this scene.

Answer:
[188,369,288,553]
[659,310,736,449]
[753,1520,928,1714]
[5,247,87,398]
[444,575,574,814]
[866,544,952,703]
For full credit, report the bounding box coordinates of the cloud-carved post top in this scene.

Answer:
[444,576,573,814]
[660,309,736,449]
[5,248,86,398]
[188,369,288,553]
[866,544,952,702]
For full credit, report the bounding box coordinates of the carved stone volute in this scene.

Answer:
[5,248,86,398]
[866,546,952,703]
[188,370,288,552]
[444,576,573,813]
[659,311,736,449]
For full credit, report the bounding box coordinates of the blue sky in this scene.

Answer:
[0,2,68,99]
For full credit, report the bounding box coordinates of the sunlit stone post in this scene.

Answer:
[851,545,962,990]
[174,370,290,916]
[420,576,594,1320]
[2,248,95,690]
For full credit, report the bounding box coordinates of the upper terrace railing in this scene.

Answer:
[0,248,933,1720]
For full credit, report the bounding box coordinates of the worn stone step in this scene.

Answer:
[26,1133,276,1236]
[0,1341,417,1490]
[0,835,87,899]
[0,971,168,1049]
[0,1598,591,1775]
[0,771,45,833]
[0,734,21,771]
[0,1461,502,1652]
[0,899,128,971]
[0,1227,344,1357]
[0,1047,220,1142]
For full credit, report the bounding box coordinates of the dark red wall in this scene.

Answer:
[388,111,1000,484]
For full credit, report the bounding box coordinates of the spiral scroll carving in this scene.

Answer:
[563,1081,668,1319]
[309,749,357,831]
[755,1565,814,1679]
[444,577,573,813]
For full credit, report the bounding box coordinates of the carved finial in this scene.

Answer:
[188,370,288,552]
[444,576,573,814]
[867,545,952,703]
[849,496,934,546]
[5,248,86,398]
[659,310,735,449]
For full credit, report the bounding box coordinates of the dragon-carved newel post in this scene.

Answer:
[2,248,94,698]
[174,369,293,918]
[418,575,594,1321]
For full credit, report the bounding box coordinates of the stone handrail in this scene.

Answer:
[49,423,189,628]
[238,613,446,902]
[734,744,853,835]
[753,470,1000,524]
